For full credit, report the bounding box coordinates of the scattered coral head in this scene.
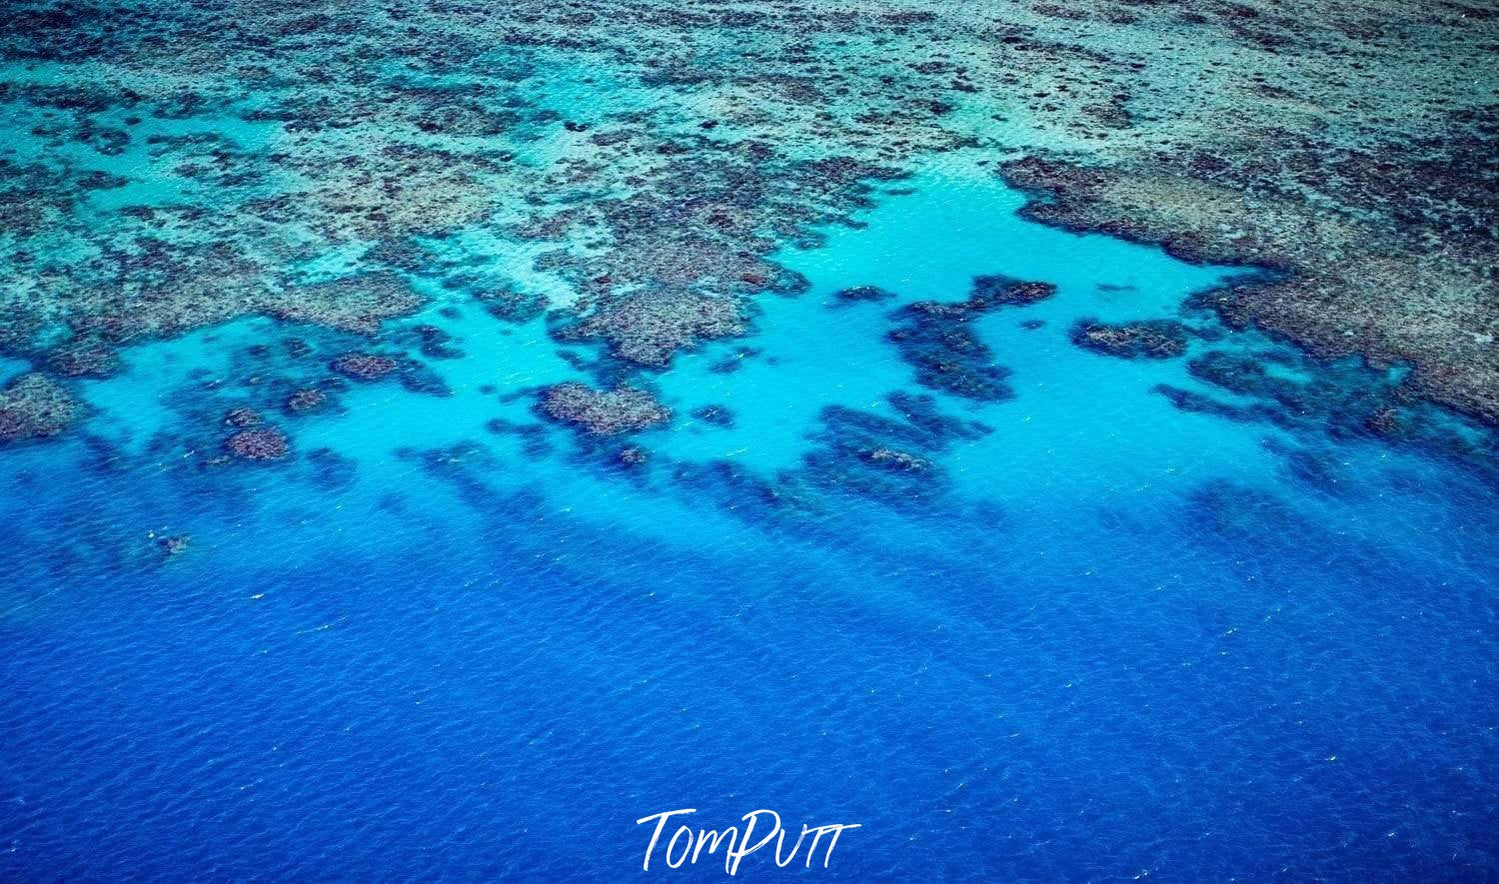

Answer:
[224,426,290,460]
[539,382,672,436]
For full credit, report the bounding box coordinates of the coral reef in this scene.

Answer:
[969,276,1056,308]
[221,406,262,428]
[329,350,450,397]
[330,353,400,383]
[689,404,736,428]
[538,382,671,436]
[285,388,330,415]
[551,290,746,367]
[46,337,122,378]
[1000,102,1496,422]
[223,426,289,461]
[1155,342,1497,482]
[305,447,358,489]
[484,417,555,460]
[1069,318,1193,359]
[0,373,79,445]
[156,534,191,558]
[886,276,1054,402]
[888,301,1015,402]
[615,445,649,468]
[832,285,898,307]
[262,274,427,337]
[0,0,1491,450]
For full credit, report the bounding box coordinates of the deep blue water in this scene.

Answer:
[2,159,1497,879]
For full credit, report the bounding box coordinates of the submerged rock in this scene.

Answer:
[157,534,191,558]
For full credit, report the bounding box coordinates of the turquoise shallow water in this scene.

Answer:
[2,149,1498,880]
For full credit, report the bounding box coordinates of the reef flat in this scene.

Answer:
[1,0,1494,444]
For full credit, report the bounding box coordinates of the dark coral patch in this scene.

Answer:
[306,447,357,488]
[708,346,762,374]
[224,426,289,461]
[802,392,990,508]
[831,285,897,306]
[883,275,1056,401]
[887,304,1013,402]
[970,275,1057,307]
[474,289,548,324]
[157,535,191,558]
[1069,318,1192,359]
[398,324,464,360]
[614,445,649,468]
[671,458,816,522]
[285,388,330,414]
[0,373,78,445]
[484,417,555,459]
[222,407,263,428]
[46,337,121,378]
[330,352,399,382]
[327,351,450,397]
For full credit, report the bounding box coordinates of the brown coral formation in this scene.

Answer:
[330,352,400,382]
[539,382,672,436]
[224,426,290,461]
[261,273,427,336]
[0,373,79,445]
[1002,152,1497,422]
[553,290,746,367]
[1069,318,1193,359]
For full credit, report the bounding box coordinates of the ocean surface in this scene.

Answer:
[2,67,1498,881]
